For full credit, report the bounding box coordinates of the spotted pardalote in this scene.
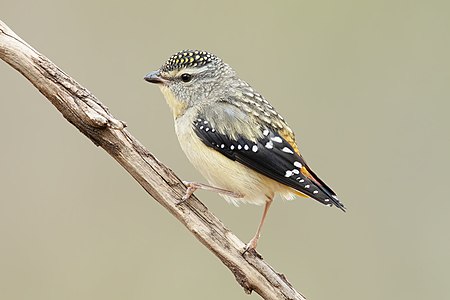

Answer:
[144,50,345,250]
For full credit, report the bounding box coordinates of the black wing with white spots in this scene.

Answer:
[193,117,345,211]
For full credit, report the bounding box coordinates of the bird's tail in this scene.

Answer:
[293,166,346,211]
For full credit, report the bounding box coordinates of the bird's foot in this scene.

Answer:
[242,235,262,258]
[177,183,198,205]
[243,239,262,259]
[177,181,243,205]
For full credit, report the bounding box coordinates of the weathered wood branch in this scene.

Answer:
[0,20,306,300]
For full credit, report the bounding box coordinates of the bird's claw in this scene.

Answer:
[176,182,197,205]
[242,244,262,259]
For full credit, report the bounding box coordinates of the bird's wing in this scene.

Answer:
[193,105,345,211]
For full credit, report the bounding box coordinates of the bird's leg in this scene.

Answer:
[178,181,243,204]
[245,196,273,252]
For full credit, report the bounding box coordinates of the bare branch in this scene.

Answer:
[0,20,306,300]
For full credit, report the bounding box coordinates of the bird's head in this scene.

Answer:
[145,50,235,118]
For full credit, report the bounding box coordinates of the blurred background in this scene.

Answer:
[1,1,449,299]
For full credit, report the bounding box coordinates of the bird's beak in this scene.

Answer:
[144,69,165,84]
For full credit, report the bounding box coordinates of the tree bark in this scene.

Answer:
[0,20,306,300]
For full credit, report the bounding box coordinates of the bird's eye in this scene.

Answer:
[181,73,192,82]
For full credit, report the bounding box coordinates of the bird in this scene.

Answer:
[144,50,345,251]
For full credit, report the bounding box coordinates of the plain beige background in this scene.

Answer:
[1,1,449,299]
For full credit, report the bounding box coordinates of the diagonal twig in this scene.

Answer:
[0,19,306,300]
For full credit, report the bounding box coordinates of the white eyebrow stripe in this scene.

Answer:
[173,66,209,77]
